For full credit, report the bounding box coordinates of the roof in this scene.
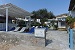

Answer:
[0,16,16,20]
[68,0,75,11]
[48,19,58,21]
[56,13,68,18]
[0,3,32,18]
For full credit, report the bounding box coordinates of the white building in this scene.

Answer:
[44,14,68,30]
[45,18,57,27]
[68,0,75,17]
[68,0,75,29]
[0,3,32,32]
[56,14,68,30]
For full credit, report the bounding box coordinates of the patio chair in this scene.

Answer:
[9,27,15,31]
[13,27,20,32]
[35,26,38,28]
[18,27,26,32]
[26,27,35,33]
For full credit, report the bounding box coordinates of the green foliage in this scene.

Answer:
[43,23,47,27]
[31,9,55,26]
[40,18,48,25]
[31,9,55,19]
[48,26,51,28]
[51,21,54,26]
[31,22,40,26]
[72,17,75,22]
[18,20,25,24]
[54,25,58,30]
[48,11,55,19]
[66,16,74,25]
[18,20,26,27]
[50,21,58,29]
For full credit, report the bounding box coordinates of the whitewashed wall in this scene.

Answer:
[36,19,41,23]
[58,21,66,28]
[70,11,75,17]
[0,23,17,31]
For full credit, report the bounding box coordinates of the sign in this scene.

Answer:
[35,28,46,38]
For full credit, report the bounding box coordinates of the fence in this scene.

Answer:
[0,23,17,31]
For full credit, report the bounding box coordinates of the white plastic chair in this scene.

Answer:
[18,27,26,32]
[14,27,20,32]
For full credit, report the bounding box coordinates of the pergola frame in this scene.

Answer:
[6,7,8,32]
[0,3,32,32]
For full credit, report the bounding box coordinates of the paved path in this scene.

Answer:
[46,30,70,50]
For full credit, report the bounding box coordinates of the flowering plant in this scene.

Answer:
[66,16,73,25]
[66,16,75,28]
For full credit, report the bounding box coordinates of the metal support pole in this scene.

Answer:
[6,8,8,32]
[24,17,26,26]
[69,29,73,49]
[15,19,17,27]
[29,16,31,28]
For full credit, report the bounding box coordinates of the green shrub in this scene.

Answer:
[66,16,73,25]
[54,25,58,30]
[31,22,40,26]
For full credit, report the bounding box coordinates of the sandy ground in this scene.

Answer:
[0,30,71,50]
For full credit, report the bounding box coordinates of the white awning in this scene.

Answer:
[0,3,32,18]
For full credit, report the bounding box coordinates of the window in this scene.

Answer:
[61,21,66,26]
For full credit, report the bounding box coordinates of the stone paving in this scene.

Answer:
[46,30,70,50]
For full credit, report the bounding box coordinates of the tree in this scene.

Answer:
[48,11,55,19]
[31,9,55,25]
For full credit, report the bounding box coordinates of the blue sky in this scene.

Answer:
[0,0,70,16]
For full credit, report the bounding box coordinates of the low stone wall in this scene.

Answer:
[0,32,46,47]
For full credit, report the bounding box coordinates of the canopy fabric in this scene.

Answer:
[0,3,32,18]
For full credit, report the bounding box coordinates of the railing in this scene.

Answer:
[0,23,17,31]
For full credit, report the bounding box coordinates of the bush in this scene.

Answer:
[17,24,26,27]
[18,20,25,24]
[31,22,41,26]
[43,23,47,27]
[54,25,58,30]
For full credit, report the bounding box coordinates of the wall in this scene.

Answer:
[0,32,46,47]
[70,11,75,28]
[70,11,75,17]
[58,21,66,28]
[36,19,41,23]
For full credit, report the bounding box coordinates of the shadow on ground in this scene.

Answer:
[45,39,53,46]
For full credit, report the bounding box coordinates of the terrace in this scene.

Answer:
[0,3,32,32]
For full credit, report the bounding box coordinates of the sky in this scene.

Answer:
[0,0,70,16]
